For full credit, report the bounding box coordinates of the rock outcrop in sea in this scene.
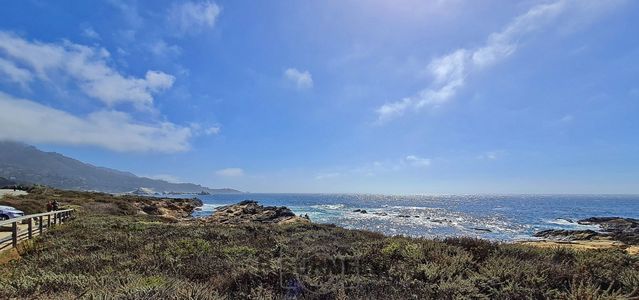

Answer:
[204,200,311,225]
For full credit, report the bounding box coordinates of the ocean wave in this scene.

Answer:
[198,203,226,212]
[311,204,346,210]
[546,218,576,226]
[545,218,601,231]
[389,206,441,210]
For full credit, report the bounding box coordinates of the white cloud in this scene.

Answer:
[169,1,221,35]
[204,126,221,135]
[146,174,182,183]
[149,40,182,57]
[376,0,626,122]
[0,31,174,109]
[187,123,221,136]
[145,70,176,92]
[0,92,192,153]
[215,168,244,177]
[81,26,100,40]
[404,155,431,167]
[0,57,32,86]
[284,68,313,89]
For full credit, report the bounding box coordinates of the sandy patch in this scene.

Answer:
[519,240,639,255]
[0,189,28,198]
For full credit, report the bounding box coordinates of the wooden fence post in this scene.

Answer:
[1,210,73,250]
[11,221,17,247]
[28,218,33,239]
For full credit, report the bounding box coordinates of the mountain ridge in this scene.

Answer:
[0,141,240,194]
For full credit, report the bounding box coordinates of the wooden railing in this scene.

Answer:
[0,209,74,251]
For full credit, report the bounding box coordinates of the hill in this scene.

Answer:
[0,141,240,194]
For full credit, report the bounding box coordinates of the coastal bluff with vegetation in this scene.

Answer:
[1,188,638,299]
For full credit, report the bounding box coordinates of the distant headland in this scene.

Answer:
[0,141,241,194]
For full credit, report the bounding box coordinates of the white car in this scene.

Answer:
[0,205,25,220]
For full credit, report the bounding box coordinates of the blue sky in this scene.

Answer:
[0,0,638,194]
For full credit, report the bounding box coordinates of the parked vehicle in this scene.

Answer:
[0,205,24,220]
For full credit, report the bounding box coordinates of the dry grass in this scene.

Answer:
[1,188,638,299]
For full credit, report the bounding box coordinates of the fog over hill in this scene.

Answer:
[0,141,240,194]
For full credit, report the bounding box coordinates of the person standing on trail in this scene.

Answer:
[52,200,59,211]
[46,201,53,212]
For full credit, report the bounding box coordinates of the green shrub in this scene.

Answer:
[1,203,638,299]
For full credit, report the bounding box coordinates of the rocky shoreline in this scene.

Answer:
[201,200,310,225]
[187,199,639,255]
[132,197,203,220]
[526,217,639,254]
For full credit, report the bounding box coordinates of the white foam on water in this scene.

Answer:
[311,204,346,210]
[545,218,602,231]
[546,218,576,226]
[389,205,442,210]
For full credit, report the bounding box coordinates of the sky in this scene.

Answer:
[0,0,638,194]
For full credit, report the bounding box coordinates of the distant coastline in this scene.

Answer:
[0,141,241,194]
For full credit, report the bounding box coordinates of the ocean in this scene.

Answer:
[191,194,639,241]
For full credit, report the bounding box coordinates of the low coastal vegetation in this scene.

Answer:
[1,189,638,299]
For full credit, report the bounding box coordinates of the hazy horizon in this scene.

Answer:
[1,0,638,194]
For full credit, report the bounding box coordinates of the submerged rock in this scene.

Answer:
[471,227,492,233]
[206,200,310,225]
[353,209,368,214]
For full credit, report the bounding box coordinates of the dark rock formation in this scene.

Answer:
[533,217,639,245]
[353,209,368,214]
[578,217,639,245]
[205,200,310,225]
[534,229,606,241]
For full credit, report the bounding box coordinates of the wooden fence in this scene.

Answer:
[0,209,74,251]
